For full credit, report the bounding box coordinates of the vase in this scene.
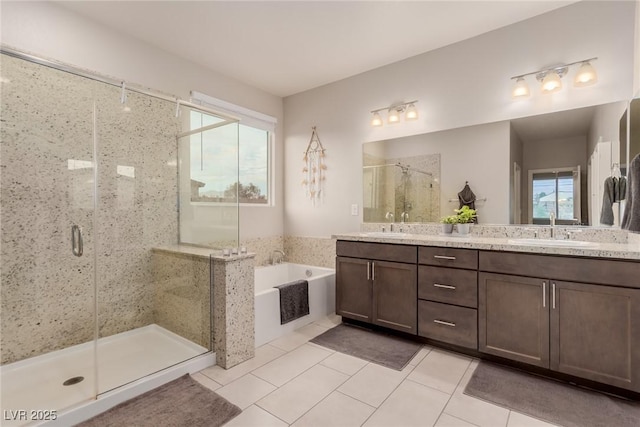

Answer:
[456,223,471,235]
[441,223,454,234]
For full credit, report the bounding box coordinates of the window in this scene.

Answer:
[529,167,581,224]
[189,91,276,205]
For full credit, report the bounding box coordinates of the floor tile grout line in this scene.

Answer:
[284,369,363,426]
[254,355,354,425]
[247,403,291,426]
[403,354,472,396]
[199,343,286,385]
[432,358,481,427]
[355,361,420,426]
[319,355,370,377]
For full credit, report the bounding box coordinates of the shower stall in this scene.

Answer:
[363,162,436,223]
[0,50,238,425]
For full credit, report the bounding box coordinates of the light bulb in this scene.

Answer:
[405,104,418,120]
[511,77,530,99]
[371,112,383,127]
[388,108,400,124]
[574,62,597,87]
[541,71,562,94]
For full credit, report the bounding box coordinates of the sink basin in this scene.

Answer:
[508,238,597,248]
[361,232,408,238]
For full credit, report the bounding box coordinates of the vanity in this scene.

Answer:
[333,232,640,396]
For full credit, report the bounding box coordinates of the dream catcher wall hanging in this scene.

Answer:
[302,126,327,205]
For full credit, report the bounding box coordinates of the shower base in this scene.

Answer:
[0,324,214,426]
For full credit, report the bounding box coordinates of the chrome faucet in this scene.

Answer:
[549,211,556,239]
[400,211,409,223]
[385,211,395,232]
[271,250,286,265]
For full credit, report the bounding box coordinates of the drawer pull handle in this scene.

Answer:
[433,283,456,290]
[433,255,456,260]
[433,319,456,327]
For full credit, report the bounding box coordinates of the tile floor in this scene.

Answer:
[194,315,558,427]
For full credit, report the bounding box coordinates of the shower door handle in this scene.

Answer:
[71,225,83,257]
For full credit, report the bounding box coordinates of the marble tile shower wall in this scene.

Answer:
[0,55,180,364]
[151,251,211,349]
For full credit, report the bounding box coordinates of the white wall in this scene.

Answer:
[588,102,629,163]
[0,1,284,240]
[509,125,524,224]
[283,0,636,237]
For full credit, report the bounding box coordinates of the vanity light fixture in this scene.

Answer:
[370,100,418,127]
[371,111,383,127]
[511,77,530,99]
[510,57,597,98]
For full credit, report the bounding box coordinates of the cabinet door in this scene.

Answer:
[336,256,372,322]
[479,273,550,368]
[372,260,417,334]
[550,281,640,391]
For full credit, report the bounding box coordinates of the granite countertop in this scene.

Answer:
[332,232,640,261]
[152,245,256,261]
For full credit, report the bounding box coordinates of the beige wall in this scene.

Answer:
[283,1,636,236]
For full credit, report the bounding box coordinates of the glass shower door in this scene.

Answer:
[178,108,240,249]
[0,53,98,421]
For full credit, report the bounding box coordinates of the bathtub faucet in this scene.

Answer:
[271,250,286,265]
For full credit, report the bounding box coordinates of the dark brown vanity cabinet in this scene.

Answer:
[417,247,478,349]
[336,241,417,334]
[478,272,549,368]
[479,251,640,392]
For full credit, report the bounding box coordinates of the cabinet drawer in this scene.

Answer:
[418,266,477,308]
[479,251,640,289]
[336,240,416,263]
[419,247,478,270]
[418,300,478,349]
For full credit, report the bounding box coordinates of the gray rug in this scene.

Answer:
[464,362,640,427]
[310,323,422,370]
[78,374,241,427]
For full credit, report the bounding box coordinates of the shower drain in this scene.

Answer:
[63,376,84,386]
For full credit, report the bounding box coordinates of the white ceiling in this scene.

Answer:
[57,1,577,97]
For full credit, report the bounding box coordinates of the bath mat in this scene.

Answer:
[78,374,241,427]
[275,279,309,324]
[310,323,422,370]
[464,362,640,427]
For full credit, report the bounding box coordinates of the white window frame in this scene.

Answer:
[191,91,276,207]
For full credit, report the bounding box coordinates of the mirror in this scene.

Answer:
[363,152,440,223]
[363,101,629,225]
[630,98,640,164]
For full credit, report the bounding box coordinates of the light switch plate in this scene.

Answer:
[351,204,359,216]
